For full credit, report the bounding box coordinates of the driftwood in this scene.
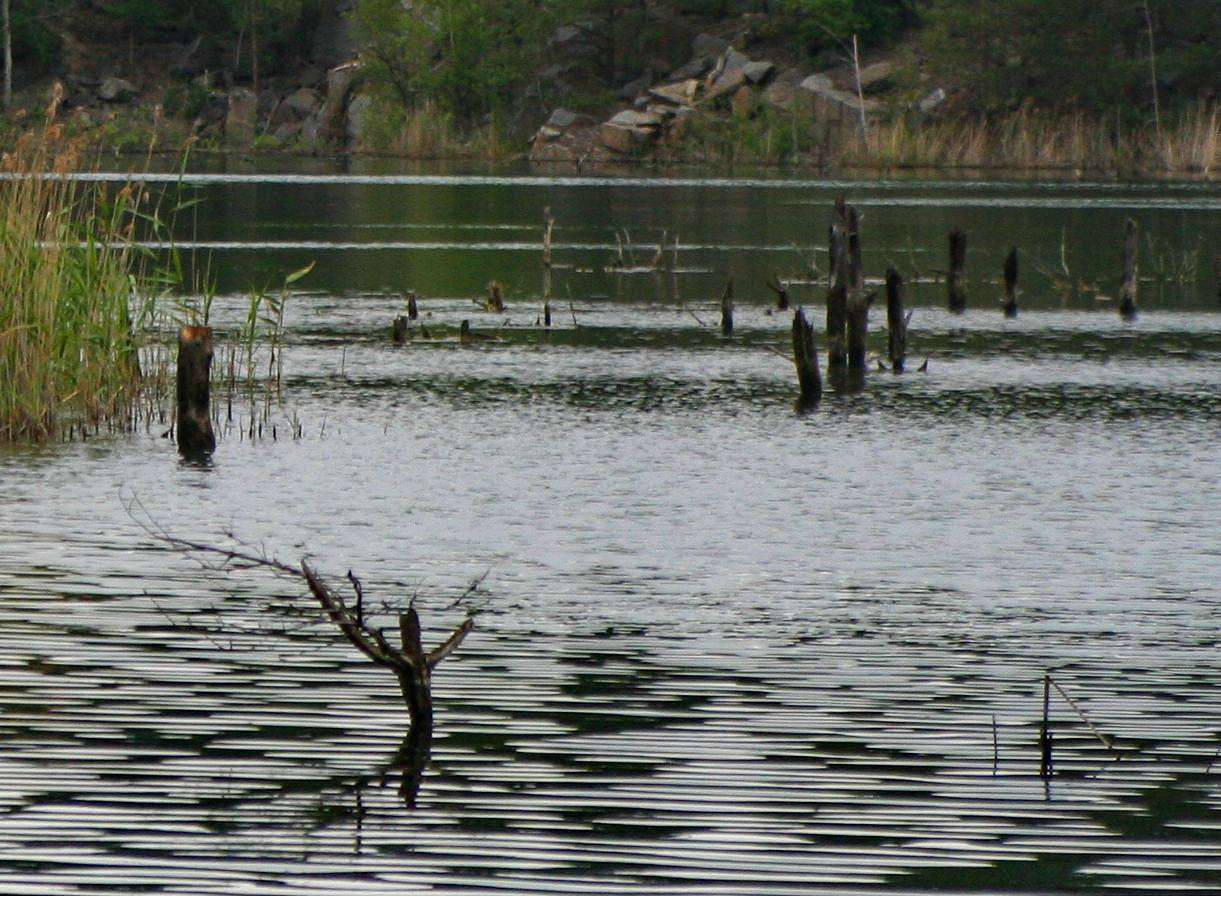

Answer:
[176,325,215,458]
[1119,219,1138,321]
[720,277,734,337]
[885,267,907,373]
[791,308,822,410]
[948,227,967,314]
[1003,247,1019,318]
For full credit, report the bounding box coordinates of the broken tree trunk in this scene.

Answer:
[766,275,790,310]
[487,281,505,313]
[846,291,872,372]
[176,325,215,458]
[1003,247,1019,318]
[407,291,419,321]
[792,308,822,411]
[720,277,734,337]
[885,267,907,374]
[846,204,863,292]
[826,202,850,369]
[392,316,409,345]
[1119,218,1138,321]
[948,227,967,314]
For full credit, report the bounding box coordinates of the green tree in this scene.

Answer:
[774,0,916,59]
[354,0,555,120]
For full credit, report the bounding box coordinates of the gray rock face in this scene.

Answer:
[692,33,729,59]
[669,57,711,81]
[317,61,362,142]
[546,107,580,131]
[346,93,374,145]
[97,77,137,102]
[918,87,947,114]
[599,122,652,155]
[282,87,322,119]
[224,87,257,146]
[311,0,359,68]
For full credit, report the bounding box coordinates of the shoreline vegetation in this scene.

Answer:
[4,97,1217,179]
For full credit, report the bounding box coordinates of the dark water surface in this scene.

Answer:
[1,162,1219,892]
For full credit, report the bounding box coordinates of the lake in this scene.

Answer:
[0,159,1219,892]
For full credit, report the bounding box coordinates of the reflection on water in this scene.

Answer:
[0,168,1219,892]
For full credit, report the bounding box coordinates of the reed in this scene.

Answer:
[0,127,159,442]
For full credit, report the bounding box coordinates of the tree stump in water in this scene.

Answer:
[176,326,215,458]
[487,281,505,313]
[766,275,790,310]
[792,308,822,411]
[948,227,967,314]
[407,291,419,321]
[846,291,872,372]
[1119,219,1138,321]
[392,316,409,345]
[885,267,907,373]
[720,277,734,337]
[1003,247,1019,318]
[826,202,850,369]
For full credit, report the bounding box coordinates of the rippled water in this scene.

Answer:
[1,165,1219,892]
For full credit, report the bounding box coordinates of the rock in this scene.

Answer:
[617,72,652,101]
[762,68,810,112]
[721,47,751,74]
[664,106,695,144]
[97,77,138,102]
[545,107,580,131]
[703,67,746,105]
[600,122,652,155]
[317,61,362,142]
[346,92,374,145]
[742,61,775,85]
[669,57,711,81]
[857,61,895,89]
[650,79,699,106]
[918,87,947,114]
[224,87,257,146]
[311,0,359,68]
[608,108,665,129]
[282,87,322,120]
[799,73,835,94]
[692,33,729,59]
[273,120,303,141]
[798,76,881,122]
[731,85,756,118]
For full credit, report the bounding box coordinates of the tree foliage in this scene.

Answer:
[923,0,1220,114]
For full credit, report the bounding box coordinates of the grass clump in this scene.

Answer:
[0,127,159,442]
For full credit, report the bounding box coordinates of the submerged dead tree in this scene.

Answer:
[1003,247,1019,318]
[176,326,215,458]
[885,267,907,373]
[948,227,967,314]
[133,509,475,731]
[1119,219,1138,321]
[792,308,822,410]
[826,201,852,369]
[720,277,734,337]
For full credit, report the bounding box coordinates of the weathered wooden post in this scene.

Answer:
[1039,672,1054,779]
[792,308,822,410]
[948,227,967,313]
[459,319,472,345]
[1002,247,1019,318]
[392,316,409,345]
[885,267,906,373]
[1119,218,1138,321]
[176,325,215,457]
[543,302,552,328]
[407,291,419,321]
[720,277,734,337]
[846,291,872,371]
[846,204,863,291]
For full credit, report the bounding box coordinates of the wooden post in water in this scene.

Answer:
[792,308,822,410]
[1039,672,1054,778]
[948,227,967,314]
[459,319,472,345]
[846,203,863,292]
[176,326,215,457]
[392,316,409,345]
[826,201,850,369]
[1002,247,1019,318]
[720,277,734,337]
[1119,218,1138,321]
[885,267,907,373]
[407,291,418,320]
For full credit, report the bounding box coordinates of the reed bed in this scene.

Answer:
[0,127,163,442]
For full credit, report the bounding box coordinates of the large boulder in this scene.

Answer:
[346,92,375,145]
[224,87,257,146]
[599,121,653,155]
[742,61,775,85]
[763,68,811,112]
[272,87,322,127]
[317,61,362,142]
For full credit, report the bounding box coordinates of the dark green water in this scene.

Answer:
[0,160,1218,892]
